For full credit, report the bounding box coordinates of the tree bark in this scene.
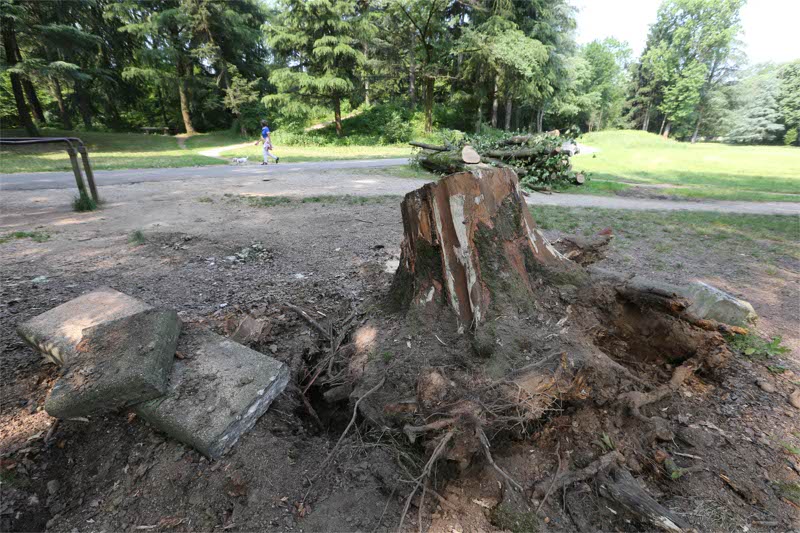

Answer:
[409,31,416,107]
[74,80,93,128]
[334,96,343,137]
[504,98,512,131]
[390,167,566,326]
[642,103,651,131]
[1,23,38,136]
[690,108,703,143]
[363,43,370,106]
[424,76,434,133]
[177,55,196,135]
[491,76,498,128]
[658,116,666,136]
[536,108,544,133]
[475,101,482,133]
[662,121,671,139]
[13,40,45,124]
[51,78,73,130]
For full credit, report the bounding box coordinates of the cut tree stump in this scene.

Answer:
[391,166,568,329]
[461,145,481,164]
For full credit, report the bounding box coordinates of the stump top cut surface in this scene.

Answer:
[44,309,181,419]
[134,327,289,459]
[16,287,152,365]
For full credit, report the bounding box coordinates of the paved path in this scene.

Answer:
[0,158,410,191]
[2,159,798,216]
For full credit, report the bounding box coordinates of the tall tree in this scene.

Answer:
[0,0,38,135]
[778,60,800,146]
[267,0,367,136]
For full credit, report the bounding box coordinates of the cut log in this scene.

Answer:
[574,173,586,185]
[410,141,450,152]
[484,147,557,160]
[417,150,467,174]
[390,166,568,328]
[499,134,533,146]
[552,231,613,266]
[461,145,481,164]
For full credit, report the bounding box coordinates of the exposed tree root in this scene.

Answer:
[534,450,625,498]
[598,468,690,532]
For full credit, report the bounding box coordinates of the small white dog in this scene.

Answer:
[231,157,249,165]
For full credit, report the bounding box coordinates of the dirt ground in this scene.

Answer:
[1,171,799,532]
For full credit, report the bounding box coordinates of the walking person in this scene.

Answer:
[255,119,279,165]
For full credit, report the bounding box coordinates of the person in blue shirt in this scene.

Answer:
[254,120,279,165]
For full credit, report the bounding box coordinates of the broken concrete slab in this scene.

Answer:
[681,281,758,327]
[17,287,152,365]
[134,327,289,459]
[44,309,181,419]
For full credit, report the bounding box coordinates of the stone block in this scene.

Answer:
[134,327,289,459]
[681,281,758,327]
[17,287,152,365]
[44,309,180,419]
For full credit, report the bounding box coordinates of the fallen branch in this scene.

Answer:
[283,303,331,341]
[598,468,689,532]
[409,141,449,152]
[536,441,561,515]
[478,426,523,492]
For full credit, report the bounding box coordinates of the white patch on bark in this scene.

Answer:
[522,215,564,261]
[431,199,461,318]
[474,194,483,205]
[449,194,481,324]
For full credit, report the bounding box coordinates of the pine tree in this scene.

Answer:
[266,0,367,136]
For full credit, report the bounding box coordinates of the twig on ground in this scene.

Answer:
[534,450,624,498]
[398,430,455,533]
[44,419,60,443]
[536,441,561,515]
[372,486,398,533]
[403,417,458,443]
[477,426,524,492]
[418,479,428,533]
[317,377,386,474]
[283,303,331,341]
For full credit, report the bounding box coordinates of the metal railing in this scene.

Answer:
[0,137,100,202]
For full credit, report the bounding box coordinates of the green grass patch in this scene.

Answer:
[529,206,800,267]
[243,195,294,208]
[72,194,98,212]
[776,482,800,504]
[0,128,226,173]
[0,231,50,244]
[128,230,146,246]
[197,196,214,203]
[573,130,800,202]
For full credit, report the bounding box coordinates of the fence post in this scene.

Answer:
[66,146,89,199]
[77,145,99,202]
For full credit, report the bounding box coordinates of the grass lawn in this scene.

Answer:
[0,129,224,173]
[530,205,800,266]
[574,130,800,202]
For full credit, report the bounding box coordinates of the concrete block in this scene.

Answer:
[17,287,152,365]
[44,309,180,419]
[681,281,758,327]
[134,327,289,459]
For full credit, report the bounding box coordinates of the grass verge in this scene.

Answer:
[573,130,800,202]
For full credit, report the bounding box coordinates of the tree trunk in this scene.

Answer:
[536,108,544,133]
[642,103,651,131]
[391,167,566,326]
[334,96,343,137]
[409,31,416,107]
[74,80,93,129]
[13,41,45,124]
[504,98,512,131]
[690,109,703,143]
[22,79,45,124]
[662,121,671,139]
[177,56,196,135]
[1,23,38,136]
[424,76,434,133]
[157,84,169,129]
[51,78,73,130]
[475,101,482,133]
[363,42,370,107]
[658,115,666,136]
[491,76,499,128]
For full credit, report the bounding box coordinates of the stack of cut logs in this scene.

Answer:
[411,134,585,190]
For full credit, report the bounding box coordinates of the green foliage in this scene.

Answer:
[785,128,798,147]
[727,334,790,359]
[779,61,800,145]
[727,65,784,144]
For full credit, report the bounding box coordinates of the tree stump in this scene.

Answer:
[391,166,572,330]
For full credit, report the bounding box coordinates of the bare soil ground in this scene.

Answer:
[1,173,798,532]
